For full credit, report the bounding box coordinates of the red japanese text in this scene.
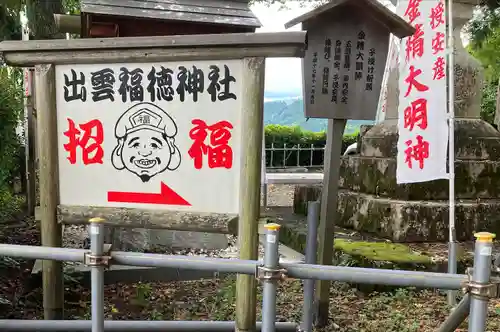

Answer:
[404,65,429,97]
[405,24,424,62]
[63,118,104,165]
[433,57,446,80]
[404,98,428,131]
[432,32,445,54]
[429,1,445,30]
[188,119,234,170]
[404,0,422,24]
[404,135,429,170]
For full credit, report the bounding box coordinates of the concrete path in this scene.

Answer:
[265,173,323,185]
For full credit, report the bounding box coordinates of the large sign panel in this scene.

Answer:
[56,60,243,214]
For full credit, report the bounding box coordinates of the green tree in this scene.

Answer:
[0,4,21,41]
[472,25,500,125]
[1,0,80,40]
[0,68,22,189]
[468,1,500,48]
[467,1,500,126]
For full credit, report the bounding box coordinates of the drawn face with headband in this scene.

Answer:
[111,102,181,182]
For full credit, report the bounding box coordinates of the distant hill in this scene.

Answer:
[263,97,373,135]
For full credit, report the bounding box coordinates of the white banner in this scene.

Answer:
[376,35,400,123]
[396,0,448,184]
[375,0,399,124]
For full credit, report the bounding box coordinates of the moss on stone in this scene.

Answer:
[333,239,431,264]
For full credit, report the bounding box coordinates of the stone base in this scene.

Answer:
[315,118,500,242]
[110,228,229,252]
[293,184,322,215]
[338,191,500,242]
[293,186,500,242]
[360,118,500,161]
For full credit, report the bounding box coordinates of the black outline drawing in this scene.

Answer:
[111,102,181,182]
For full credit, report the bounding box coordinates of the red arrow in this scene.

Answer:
[107,182,191,206]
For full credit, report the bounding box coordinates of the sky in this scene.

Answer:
[250,2,313,96]
[249,1,398,96]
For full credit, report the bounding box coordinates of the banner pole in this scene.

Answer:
[446,0,457,307]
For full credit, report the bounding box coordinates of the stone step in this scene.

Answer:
[292,186,500,242]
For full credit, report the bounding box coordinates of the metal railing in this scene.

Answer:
[265,144,325,169]
[0,203,498,332]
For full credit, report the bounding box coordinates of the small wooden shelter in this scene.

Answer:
[285,0,415,120]
[56,0,261,37]
[285,0,413,37]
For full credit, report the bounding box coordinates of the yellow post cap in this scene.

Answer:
[264,223,281,231]
[474,232,496,242]
[89,217,105,223]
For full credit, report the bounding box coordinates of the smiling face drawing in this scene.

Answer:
[121,129,173,181]
[111,102,181,182]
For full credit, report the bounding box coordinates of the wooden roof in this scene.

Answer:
[81,0,262,28]
[0,31,306,66]
[285,0,415,39]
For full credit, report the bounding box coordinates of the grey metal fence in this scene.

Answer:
[0,203,498,332]
[265,144,325,169]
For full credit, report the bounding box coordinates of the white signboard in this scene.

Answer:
[24,69,32,97]
[56,60,243,214]
[375,0,399,124]
[396,0,448,184]
[375,35,400,123]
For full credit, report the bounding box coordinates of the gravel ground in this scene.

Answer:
[266,184,295,207]
[62,226,267,258]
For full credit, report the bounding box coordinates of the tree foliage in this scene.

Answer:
[1,0,79,40]
[0,69,22,190]
[0,4,21,41]
[468,1,500,48]
[468,7,500,48]
[468,2,500,126]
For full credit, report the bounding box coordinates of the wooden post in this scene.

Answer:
[21,23,36,216]
[494,79,500,130]
[315,118,346,327]
[24,69,36,216]
[235,57,265,332]
[53,14,81,34]
[35,64,64,320]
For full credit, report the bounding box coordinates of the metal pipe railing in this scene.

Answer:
[300,201,320,332]
[468,233,495,332]
[261,224,281,332]
[283,263,466,290]
[0,320,298,332]
[0,243,467,289]
[0,247,467,290]
[437,294,471,332]
[0,222,496,332]
[89,219,105,332]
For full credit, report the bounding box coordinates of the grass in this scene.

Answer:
[0,187,25,223]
